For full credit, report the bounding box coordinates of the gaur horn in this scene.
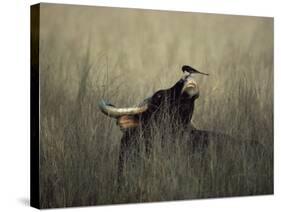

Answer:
[99,100,148,118]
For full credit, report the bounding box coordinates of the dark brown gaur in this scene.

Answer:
[98,71,268,193]
[98,74,265,186]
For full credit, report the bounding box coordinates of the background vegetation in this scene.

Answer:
[38,4,273,208]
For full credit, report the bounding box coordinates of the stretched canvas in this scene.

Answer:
[31,3,274,209]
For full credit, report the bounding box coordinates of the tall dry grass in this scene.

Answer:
[38,4,273,208]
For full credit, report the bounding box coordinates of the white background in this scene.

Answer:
[0,0,279,211]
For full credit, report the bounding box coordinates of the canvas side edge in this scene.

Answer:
[30,3,40,209]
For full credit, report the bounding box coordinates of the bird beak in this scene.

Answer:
[199,71,209,76]
[193,67,209,76]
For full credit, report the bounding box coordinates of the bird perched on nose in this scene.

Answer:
[182,65,209,77]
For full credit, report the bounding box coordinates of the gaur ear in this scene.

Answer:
[116,115,140,131]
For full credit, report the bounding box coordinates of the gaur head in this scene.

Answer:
[99,77,199,131]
